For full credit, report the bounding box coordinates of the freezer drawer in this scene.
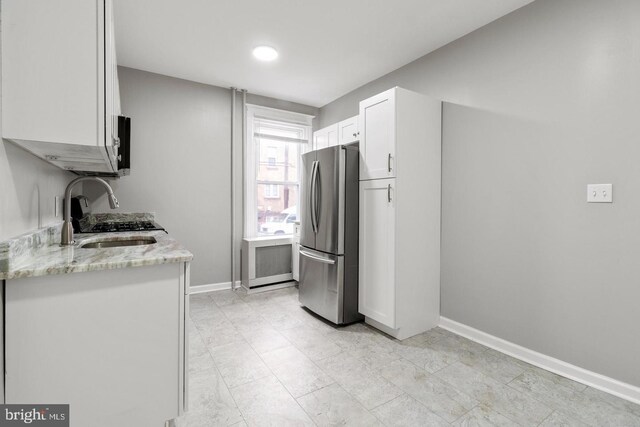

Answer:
[298,247,344,324]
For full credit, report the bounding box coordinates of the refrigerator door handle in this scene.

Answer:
[300,249,336,265]
[310,161,319,233]
[314,161,321,233]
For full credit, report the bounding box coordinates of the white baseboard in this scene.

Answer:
[439,316,640,406]
[190,281,241,294]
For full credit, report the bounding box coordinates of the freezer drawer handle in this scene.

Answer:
[300,250,336,265]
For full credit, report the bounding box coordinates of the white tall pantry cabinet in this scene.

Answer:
[358,87,441,340]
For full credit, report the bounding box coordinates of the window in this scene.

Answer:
[263,184,279,198]
[267,146,277,168]
[245,105,313,237]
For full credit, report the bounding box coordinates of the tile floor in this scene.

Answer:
[176,287,640,426]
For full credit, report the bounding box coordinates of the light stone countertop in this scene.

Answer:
[0,218,193,280]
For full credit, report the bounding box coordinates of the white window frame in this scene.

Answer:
[245,104,314,238]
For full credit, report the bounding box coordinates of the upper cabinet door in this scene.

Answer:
[337,115,359,145]
[313,124,339,150]
[2,0,102,147]
[359,89,396,180]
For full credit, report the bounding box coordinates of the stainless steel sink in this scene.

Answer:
[80,237,157,249]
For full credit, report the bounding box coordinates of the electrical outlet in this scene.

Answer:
[54,196,61,217]
[587,184,612,203]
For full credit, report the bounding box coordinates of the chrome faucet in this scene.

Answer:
[61,177,119,245]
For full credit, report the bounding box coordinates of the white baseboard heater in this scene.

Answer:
[241,236,294,292]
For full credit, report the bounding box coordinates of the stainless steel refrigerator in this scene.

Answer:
[299,142,363,325]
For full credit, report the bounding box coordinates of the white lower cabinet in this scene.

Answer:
[359,178,396,328]
[4,263,189,427]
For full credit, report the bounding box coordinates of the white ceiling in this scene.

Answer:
[114,0,533,108]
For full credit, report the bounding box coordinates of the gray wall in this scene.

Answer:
[0,7,74,242]
[319,0,640,387]
[91,67,317,286]
[0,142,73,241]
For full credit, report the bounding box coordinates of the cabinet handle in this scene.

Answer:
[388,184,392,202]
[353,132,357,137]
[387,153,392,173]
[113,137,121,148]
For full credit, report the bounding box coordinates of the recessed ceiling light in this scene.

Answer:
[252,46,278,62]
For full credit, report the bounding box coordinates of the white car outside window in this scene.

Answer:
[260,213,297,235]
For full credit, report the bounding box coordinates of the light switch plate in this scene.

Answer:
[587,184,612,203]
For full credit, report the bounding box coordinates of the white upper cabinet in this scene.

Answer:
[359,89,396,180]
[314,115,359,150]
[337,115,359,145]
[313,124,339,150]
[1,0,121,175]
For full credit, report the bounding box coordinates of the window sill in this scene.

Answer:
[243,235,293,246]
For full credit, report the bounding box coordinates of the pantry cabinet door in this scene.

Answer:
[358,178,396,328]
[359,89,396,180]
